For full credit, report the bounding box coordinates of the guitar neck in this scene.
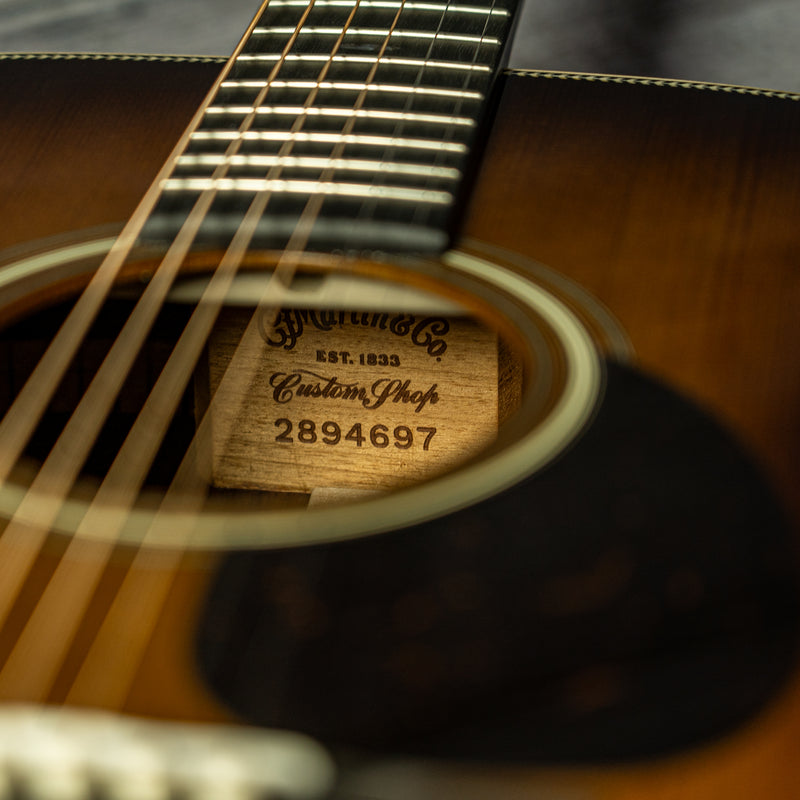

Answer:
[141,0,519,255]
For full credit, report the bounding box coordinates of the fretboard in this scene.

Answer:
[141,0,519,255]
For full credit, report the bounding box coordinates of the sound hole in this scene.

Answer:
[0,242,602,549]
[1,297,196,488]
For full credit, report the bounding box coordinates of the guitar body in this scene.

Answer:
[1,55,800,797]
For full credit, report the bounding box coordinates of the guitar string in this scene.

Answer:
[354,0,454,227]
[352,0,496,240]
[62,0,417,711]
[0,0,285,636]
[0,0,274,489]
[61,0,505,710]
[413,0,497,221]
[3,0,506,708]
[1,0,410,706]
[0,0,318,688]
[0,0,369,701]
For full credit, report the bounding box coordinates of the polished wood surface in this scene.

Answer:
[467,73,800,528]
[0,57,799,798]
[0,57,221,250]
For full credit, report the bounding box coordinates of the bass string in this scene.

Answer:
[63,0,416,713]
[0,158,232,646]
[0,0,408,708]
[0,0,318,699]
[0,0,276,488]
[0,0,509,706]
[0,0,286,637]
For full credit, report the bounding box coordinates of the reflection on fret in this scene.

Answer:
[219,80,485,100]
[175,155,461,179]
[205,106,475,127]
[251,27,502,45]
[236,54,493,72]
[190,130,468,152]
[161,178,453,205]
[140,0,520,254]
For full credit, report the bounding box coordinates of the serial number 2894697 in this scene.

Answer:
[274,419,436,450]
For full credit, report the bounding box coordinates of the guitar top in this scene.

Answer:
[0,29,798,800]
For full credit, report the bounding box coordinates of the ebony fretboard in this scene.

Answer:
[141,0,518,255]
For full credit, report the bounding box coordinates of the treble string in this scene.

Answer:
[0,0,397,706]
[63,0,414,712]
[0,0,317,687]
[356,0,497,232]
[416,0,499,216]
[355,0,455,228]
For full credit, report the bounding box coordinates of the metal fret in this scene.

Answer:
[251,27,502,45]
[141,0,520,254]
[161,179,452,205]
[205,106,475,127]
[190,131,468,152]
[236,54,493,72]
[176,155,461,179]
[219,80,485,100]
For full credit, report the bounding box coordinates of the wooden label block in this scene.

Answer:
[203,307,499,493]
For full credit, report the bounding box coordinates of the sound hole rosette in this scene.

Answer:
[0,233,616,550]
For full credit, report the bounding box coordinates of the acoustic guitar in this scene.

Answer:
[0,0,798,797]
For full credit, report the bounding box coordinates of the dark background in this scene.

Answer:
[0,0,798,92]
